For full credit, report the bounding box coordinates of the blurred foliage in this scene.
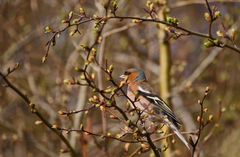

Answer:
[1,0,240,157]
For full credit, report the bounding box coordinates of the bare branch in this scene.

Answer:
[0,71,78,157]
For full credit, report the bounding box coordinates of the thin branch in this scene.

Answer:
[43,18,94,62]
[191,87,210,157]
[59,106,95,116]
[45,11,240,65]
[171,0,240,9]
[57,127,145,144]
[128,146,142,157]
[205,0,214,37]
[145,133,161,157]
[153,131,198,142]
[0,72,78,157]
[106,15,240,54]
[201,100,223,147]
[108,15,209,38]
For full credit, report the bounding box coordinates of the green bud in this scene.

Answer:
[68,11,73,19]
[72,19,79,24]
[80,44,89,50]
[204,40,214,48]
[166,16,179,25]
[214,11,221,18]
[112,1,118,10]
[213,39,220,45]
[44,26,52,33]
[74,66,80,72]
[146,1,154,10]
[204,12,211,22]
[69,31,76,36]
[216,30,224,37]
[61,19,67,23]
[79,7,85,14]
[107,64,114,73]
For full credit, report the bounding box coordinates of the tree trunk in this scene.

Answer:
[158,1,172,157]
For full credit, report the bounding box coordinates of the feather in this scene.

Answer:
[138,87,181,128]
[137,86,191,150]
[165,118,191,150]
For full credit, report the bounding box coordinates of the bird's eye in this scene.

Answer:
[124,71,131,75]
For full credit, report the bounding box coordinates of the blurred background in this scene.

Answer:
[1,0,240,157]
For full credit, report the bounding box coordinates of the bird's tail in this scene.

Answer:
[166,120,191,150]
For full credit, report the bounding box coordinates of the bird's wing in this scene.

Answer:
[137,86,181,128]
[137,85,191,150]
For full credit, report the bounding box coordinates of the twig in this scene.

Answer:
[202,100,223,144]
[191,87,210,157]
[153,131,198,142]
[106,15,240,54]
[205,0,214,37]
[128,146,142,157]
[57,127,145,144]
[43,18,94,62]
[59,106,95,116]
[170,0,240,9]
[45,9,240,66]
[145,133,161,157]
[0,71,78,157]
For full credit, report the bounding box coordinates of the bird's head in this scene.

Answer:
[120,68,147,83]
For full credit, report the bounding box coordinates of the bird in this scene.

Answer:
[120,68,191,150]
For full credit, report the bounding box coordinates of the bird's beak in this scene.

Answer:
[119,74,127,79]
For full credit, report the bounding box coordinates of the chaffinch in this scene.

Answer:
[120,68,190,150]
